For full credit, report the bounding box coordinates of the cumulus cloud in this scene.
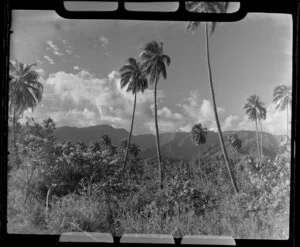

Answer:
[158,107,183,120]
[21,70,291,136]
[48,108,97,127]
[144,105,184,134]
[222,114,241,131]
[35,68,45,77]
[40,69,164,130]
[235,103,291,135]
[176,91,226,132]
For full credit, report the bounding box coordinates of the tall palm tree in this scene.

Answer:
[139,41,171,186]
[258,106,266,157]
[9,60,43,154]
[191,123,207,184]
[273,84,292,138]
[244,95,265,160]
[186,2,239,193]
[120,57,148,171]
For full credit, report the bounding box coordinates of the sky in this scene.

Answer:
[10,3,292,136]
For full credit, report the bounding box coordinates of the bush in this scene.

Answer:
[46,192,108,233]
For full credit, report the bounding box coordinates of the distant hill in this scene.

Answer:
[54,125,282,160]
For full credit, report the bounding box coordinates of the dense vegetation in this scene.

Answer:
[7,117,290,238]
[7,2,292,239]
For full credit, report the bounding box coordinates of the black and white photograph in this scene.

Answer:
[7,2,292,239]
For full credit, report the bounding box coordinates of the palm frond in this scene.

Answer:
[162,55,171,67]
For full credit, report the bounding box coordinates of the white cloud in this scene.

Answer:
[177,91,226,131]
[144,120,182,134]
[43,55,54,64]
[48,108,97,127]
[46,40,63,56]
[43,69,164,131]
[222,114,240,131]
[158,107,182,120]
[73,66,80,71]
[35,68,45,77]
[221,103,291,136]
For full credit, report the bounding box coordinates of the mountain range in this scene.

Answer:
[54,125,282,161]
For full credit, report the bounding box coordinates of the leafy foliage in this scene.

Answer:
[8,117,290,239]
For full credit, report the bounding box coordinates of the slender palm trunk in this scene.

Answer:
[255,119,261,160]
[205,22,239,193]
[123,92,137,171]
[260,119,263,158]
[13,108,16,151]
[287,104,289,138]
[198,149,204,186]
[154,79,162,187]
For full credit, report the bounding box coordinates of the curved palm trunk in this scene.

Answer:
[123,92,137,171]
[255,119,261,160]
[205,22,239,193]
[154,79,162,187]
[260,119,263,158]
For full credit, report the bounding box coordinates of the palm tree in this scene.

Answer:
[186,2,239,193]
[191,123,207,184]
[9,60,43,151]
[100,134,112,151]
[120,57,148,171]
[258,106,266,157]
[139,41,171,186]
[244,95,265,160]
[273,84,292,138]
[128,143,141,159]
[227,133,242,151]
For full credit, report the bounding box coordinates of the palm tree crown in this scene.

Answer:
[9,60,43,115]
[227,133,242,151]
[139,41,171,84]
[120,57,148,94]
[100,134,112,148]
[273,84,292,138]
[273,84,292,111]
[128,143,141,158]
[244,95,265,121]
[191,123,208,146]
[186,2,229,35]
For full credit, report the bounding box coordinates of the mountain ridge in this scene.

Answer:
[54,125,282,160]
